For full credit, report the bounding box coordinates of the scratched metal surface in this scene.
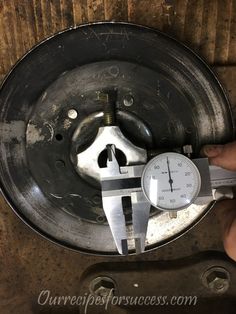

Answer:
[0,1,236,313]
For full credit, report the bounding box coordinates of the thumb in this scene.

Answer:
[201,142,236,171]
[201,144,224,158]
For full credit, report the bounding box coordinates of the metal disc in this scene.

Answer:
[0,22,234,255]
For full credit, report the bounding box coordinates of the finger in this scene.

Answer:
[201,142,236,171]
[201,145,223,158]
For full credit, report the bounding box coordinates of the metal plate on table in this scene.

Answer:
[0,22,234,255]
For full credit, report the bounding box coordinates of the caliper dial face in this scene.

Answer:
[141,152,201,211]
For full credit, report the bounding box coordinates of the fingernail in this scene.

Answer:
[203,145,223,157]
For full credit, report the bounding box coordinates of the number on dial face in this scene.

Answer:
[141,152,201,211]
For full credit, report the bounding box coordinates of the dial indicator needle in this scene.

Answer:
[167,157,173,192]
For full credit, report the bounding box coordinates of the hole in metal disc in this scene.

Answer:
[68,109,78,119]
[55,160,65,168]
[55,134,63,141]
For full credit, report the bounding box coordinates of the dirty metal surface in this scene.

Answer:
[0,1,236,314]
[79,253,236,313]
[0,23,234,256]
[0,195,228,314]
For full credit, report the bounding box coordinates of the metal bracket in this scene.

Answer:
[76,126,147,183]
[100,145,150,255]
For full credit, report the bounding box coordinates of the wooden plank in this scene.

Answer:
[214,0,233,64]
[127,0,164,29]
[60,0,74,28]
[87,0,105,21]
[72,0,85,25]
[228,0,236,63]
[1,0,236,82]
[104,0,128,21]
[1,2,236,312]
[172,0,188,41]
[32,0,46,41]
[215,66,236,119]
[182,0,204,52]
[199,0,218,64]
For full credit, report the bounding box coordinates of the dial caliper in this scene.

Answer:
[100,146,236,255]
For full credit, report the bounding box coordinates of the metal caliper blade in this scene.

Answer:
[100,145,128,255]
[102,195,128,255]
[131,192,151,254]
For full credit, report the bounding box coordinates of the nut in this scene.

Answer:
[89,276,116,298]
[183,145,193,156]
[202,267,230,294]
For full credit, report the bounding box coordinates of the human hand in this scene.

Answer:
[202,142,236,261]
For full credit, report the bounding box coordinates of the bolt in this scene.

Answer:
[92,194,102,205]
[202,267,230,294]
[97,91,117,126]
[185,127,192,134]
[123,94,134,107]
[89,276,116,298]
[55,160,65,168]
[96,215,106,223]
[169,211,177,219]
[183,145,193,158]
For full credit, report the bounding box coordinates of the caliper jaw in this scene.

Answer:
[102,195,129,255]
[100,145,151,255]
[131,192,151,254]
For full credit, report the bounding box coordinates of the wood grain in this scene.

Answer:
[1,0,236,82]
[0,1,236,313]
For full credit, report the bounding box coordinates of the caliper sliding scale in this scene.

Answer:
[100,145,236,255]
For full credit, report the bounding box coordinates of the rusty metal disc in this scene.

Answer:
[0,22,234,255]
